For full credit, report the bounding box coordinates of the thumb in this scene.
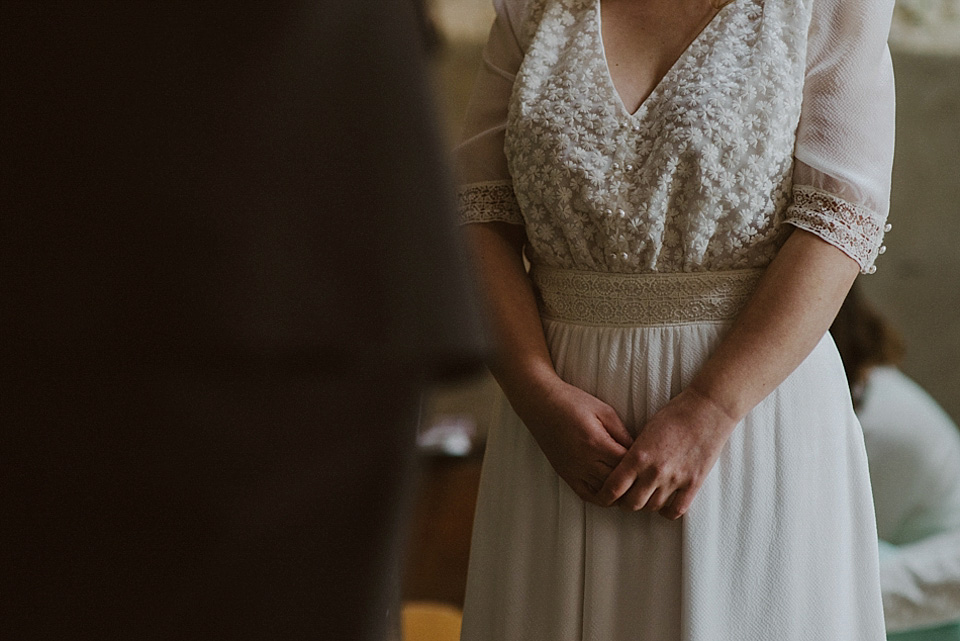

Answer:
[596,457,636,507]
[602,413,634,449]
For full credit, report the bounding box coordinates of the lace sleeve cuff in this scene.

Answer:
[782,185,890,274]
[458,180,524,226]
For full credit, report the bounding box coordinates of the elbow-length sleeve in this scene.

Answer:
[455,0,525,226]
[783,0,897,273]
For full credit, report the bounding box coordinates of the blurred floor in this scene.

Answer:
[402,452,482,606]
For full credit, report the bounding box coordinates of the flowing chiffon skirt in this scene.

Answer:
[460,268,886,641]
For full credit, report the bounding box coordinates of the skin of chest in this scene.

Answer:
[599,0,729,114]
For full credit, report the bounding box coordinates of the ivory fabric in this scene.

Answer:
[462,309,885,640]
[456,0,896,638]
[456,0,896,274]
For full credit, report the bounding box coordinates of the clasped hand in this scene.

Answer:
[517,378,738,519]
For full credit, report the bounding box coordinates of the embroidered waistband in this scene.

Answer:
[530,265,764,326]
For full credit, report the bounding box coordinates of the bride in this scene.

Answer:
[455,0,897,638]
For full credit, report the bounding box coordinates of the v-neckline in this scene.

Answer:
[595,0,735,119]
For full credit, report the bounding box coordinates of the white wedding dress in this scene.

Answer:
[455,0,897,638]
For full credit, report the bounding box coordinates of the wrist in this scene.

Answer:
[680,383,744,430]
[491,358,563,411]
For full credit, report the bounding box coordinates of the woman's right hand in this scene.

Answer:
[464,222,632,505]
[511,375,634,505]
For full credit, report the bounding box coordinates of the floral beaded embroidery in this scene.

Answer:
[499,0,812,274]
[460,0,889,275]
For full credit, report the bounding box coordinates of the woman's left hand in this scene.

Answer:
[595,386,739,519]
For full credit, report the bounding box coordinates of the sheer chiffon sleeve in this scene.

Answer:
[783,0,897,273]
[454,0,526,226]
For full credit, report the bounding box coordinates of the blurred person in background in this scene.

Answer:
[832,284,960,641]
[0,1,485,640]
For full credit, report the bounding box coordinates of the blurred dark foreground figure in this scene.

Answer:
[0,1,486,639]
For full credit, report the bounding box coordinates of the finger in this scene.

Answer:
[661,487,697,520]
[594,448,623,471]
[595,461,637,507]
[572,480,599,504]
[641,486,673,513]
[579,481,615,508]
[586,470,608,490]
[593,457,615,471]
[590,458,616,478]
[592,432,629,465]
[616,479,657,512]
[599,408,634,449]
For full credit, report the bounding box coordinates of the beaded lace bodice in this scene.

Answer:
[457,0,897,275]
[510,0,807,272]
